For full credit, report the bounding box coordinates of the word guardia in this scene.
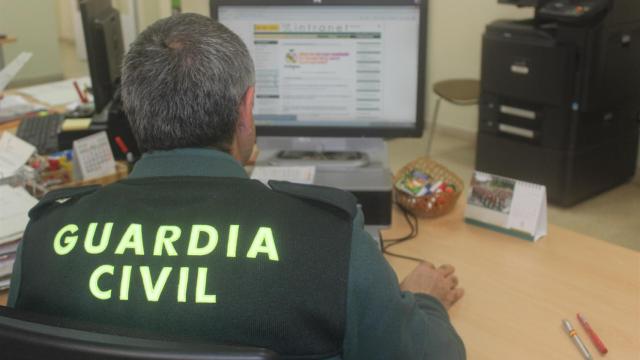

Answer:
[53,223,280,303]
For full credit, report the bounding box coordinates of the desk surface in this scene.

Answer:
[1,203,638,359]
[382,204,640,360]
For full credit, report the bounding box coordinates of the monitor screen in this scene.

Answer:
[213,0,426,138]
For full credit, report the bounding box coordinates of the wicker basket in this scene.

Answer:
[394,157,464,218]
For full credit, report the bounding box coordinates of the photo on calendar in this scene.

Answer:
[468,172,515,214]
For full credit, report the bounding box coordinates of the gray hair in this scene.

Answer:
[121,13,255,152]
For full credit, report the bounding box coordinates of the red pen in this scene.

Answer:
[73,80,88,103]
[577,313,608,355]
[114,136,135,163]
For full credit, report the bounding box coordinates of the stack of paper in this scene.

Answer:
[0,253,16,290]
[0,132,36,180]
[0,95,43,123]
[0,185,38,290]
[0,185,37,244]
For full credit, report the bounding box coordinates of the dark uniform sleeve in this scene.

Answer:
[342,210,466,360]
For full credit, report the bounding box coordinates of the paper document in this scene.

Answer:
[251,166,316,185]
[18,76,91,106]
[0,185,38,245]
[0,254,16,279]
[0,240,20,256]
[0,52,32,91]
[0,278,11,291]
[0,95,42,123]
[0,132,36,179]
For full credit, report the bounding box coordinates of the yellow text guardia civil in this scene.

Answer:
[52,223,280,303]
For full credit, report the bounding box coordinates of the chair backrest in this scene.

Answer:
[0,306,279,360]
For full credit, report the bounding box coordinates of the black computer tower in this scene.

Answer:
[476,0,640,206]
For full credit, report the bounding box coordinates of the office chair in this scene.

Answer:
[0,306,278,360]
[425,79,480,156]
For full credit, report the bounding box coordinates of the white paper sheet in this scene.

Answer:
[251,166,316,185]
[0,132,36,179]
[17,76,92,106]
[507,182,545,235]
[0,95,42,123]
[0,185,38,245]
[0,255,16,278]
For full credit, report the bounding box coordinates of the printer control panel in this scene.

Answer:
[538,0,610,23]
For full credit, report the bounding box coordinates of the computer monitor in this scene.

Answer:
[79,0,125,115]
[211,0,427,139]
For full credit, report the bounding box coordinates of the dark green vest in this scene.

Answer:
[15,177,356,358]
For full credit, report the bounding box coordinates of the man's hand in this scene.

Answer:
[400,261,464,310]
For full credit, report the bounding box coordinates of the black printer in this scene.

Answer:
[477,0,640,206]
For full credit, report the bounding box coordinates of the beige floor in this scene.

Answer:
[58,41,640,251]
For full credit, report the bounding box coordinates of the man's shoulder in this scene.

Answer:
[28,185,101,220]
[28,179,360,225]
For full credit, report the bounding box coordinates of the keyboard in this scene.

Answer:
[16,114,64,154]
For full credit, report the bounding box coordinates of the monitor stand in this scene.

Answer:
[256,137,393,243]
[270,149,369,169]
[258,137,383,170]
[90,103,110,127]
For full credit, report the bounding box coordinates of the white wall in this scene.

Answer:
[426,0,533,134]
[0,0,63,85]
[56,0,75,42]
[114,0,139,52]
[136,0,171,30]
[132,0,209,20]
[182,0,209,15]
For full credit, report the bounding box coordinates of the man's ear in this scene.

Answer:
[237,86,255,132]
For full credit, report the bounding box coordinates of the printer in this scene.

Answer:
[477,0,640,206]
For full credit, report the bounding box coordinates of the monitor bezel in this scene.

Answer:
[211,0,428,139]
[80,0,123,114]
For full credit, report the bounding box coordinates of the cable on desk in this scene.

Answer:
[380,205,424,263]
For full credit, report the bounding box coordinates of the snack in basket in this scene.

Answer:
[395,169,430,196]
[395,168,459,198]
[393,158,464,218]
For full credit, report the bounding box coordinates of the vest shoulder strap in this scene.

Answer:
[28,185,100,220]
[268,180,357,219]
